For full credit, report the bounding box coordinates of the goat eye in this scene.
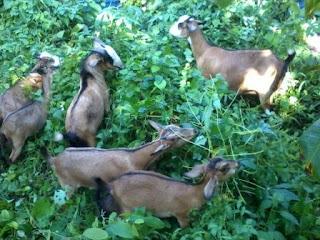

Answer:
[221,167,230,173]
[178,23,183,29]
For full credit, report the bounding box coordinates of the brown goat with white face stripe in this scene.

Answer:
[169,15,295,113]
[0,52,60,122]
[64,38,124,147]
[95,157,240,228]
[48,120,198,197]
[0,53,60,162]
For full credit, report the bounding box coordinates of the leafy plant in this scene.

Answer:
[1,0,320,239]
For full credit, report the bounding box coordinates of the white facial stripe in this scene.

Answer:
[39,51,53,59]
[39,52,61,67]
[104,45,123,69]
[178,15,191,23]
[169,15,192,38]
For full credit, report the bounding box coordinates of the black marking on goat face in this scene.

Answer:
[91,50,114,66]
[208,157,225,170]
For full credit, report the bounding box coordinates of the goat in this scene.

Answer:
[169,15,296,113]
[63,37,124,147]
[0,52,60,122]
[0,53,60,163]
[47,120,198,197]
[94,157,240,228]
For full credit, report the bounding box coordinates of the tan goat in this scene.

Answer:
[63,38,124,147]
[0,52,60,122]
[169,15,295,113]
[0,53,60,162]
[95,157,240,228]
[48,120,198,196]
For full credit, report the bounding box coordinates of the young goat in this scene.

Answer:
[0,52,60,122]
[63,38,124,147]
[0,53,60,163]
[169,15,295,113]
[95,157,240,228]
[48,120,198,196]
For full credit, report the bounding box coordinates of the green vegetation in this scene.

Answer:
[0,0,319,239]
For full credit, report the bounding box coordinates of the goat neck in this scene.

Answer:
[86,65,108,89]
[41,72,54,105]
[189,28,211,61]
[130,139,168,169]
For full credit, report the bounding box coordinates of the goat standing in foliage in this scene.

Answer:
[48,120,198,197]
[95,157,240,228]
[0,52,60,122]
[0,53,60,163]
[63,38,124,147]
[169,15,295,113]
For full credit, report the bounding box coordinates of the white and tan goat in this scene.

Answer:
[0,53,60,163]
[95,157,240,228]
[0,52,60,122]
[48,120,198,196]
[63,38,124,147]
[169,15,295,112]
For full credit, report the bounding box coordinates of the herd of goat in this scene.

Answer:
[0,16,295,227]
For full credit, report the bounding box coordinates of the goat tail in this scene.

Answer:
[263,49,296,107]
[54,131,89,147]
[283,49,296,71]
[94,177,120,216]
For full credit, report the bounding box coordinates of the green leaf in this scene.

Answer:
[32,198,54,219]
[143,216,165,229]
[280,211,299,226]
[299,119,320,179]
[305,0,320,19]
[83,228,109,240]
[216,0,234,8]
[151,65,160,73]
[154,75,166,90]
[107,222,134,239]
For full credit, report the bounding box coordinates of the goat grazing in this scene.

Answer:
[48,120,198,196]
[0,52,60,122]
[95,157,240,228]
[64,37,124,147]
[169,15,295,112]
[0,52,60,163]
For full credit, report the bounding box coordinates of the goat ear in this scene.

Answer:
[184,164,206,178]
[151,143,169,155]
[187,22,198,32]
[204,176,218,200]
[88,57,101,68]
[148,120,164,131]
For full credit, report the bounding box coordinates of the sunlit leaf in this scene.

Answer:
[83,228,109,240]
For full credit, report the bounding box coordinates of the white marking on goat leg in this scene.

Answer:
[54,132,64,142]
[265,109,271,116]
[104,45,124,69]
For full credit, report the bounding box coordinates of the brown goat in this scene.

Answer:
[95,157,240,228]
[48,120,198,197]
[169,15,295,113]
[0,53,60,162]
[0,52,60,122]
[64,38,124,147]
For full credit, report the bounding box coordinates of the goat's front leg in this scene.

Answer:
[9,135,26,163]
[104,89,110,113]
